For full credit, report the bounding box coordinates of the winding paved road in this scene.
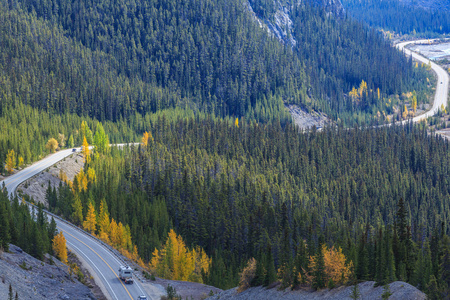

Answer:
[1,39,447,300]
[0,145,160,300]
[396,40,449,123]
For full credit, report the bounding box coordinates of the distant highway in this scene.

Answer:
[0,144,159,300]
[396,40,449,123]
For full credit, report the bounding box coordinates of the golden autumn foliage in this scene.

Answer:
[235,117,239,128]
[52,232,68,264]
[87,167,96,183]
[402,105,408,119]
[46,138,59,153]
[83,202,97,234]
[142,132,149,146]
[97,200,110,241]
[18,156,24,168]
[412,94,417,113]
[109,218,119,246]
[238,258,256,292]
[5,149,16,173]
[150,229,211,283]
[82,136,90,163]
[72,169,88,193]
[358,80,367,98]
[306,245,352,287]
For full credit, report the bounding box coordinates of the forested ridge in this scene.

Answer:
[342,0,450,35]
[0,0,430,127]
[48,116,450,296]
[1,0,449,296]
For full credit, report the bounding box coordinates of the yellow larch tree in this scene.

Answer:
[412,94,417,113]
[142,132,149,146]
[52,232,68,264]
[377,88,381,100]
[149,229,210,283]
[82,136,91,163]
[306,244,352,287]
[5,149,16,173]
[18,156,24,169]
[358,80,367,97]
[323,245,353,285]
[97,199,110,242]
[238,258,257,292]
[73,169,88,193]
[109,218,120,246]
[403,105,408,119]
[46,138,59,153]
[235,117,239,128]
[87,167,96,183]
[83,202,97,234]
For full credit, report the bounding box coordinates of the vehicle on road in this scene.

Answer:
[137,296,147,300]
[118,266,134,284]
[72,148,76,152]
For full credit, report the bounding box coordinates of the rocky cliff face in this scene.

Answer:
[246,0,345,47]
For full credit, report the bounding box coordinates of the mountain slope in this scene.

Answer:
[342,0,450,35]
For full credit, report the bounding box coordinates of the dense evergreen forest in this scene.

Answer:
[0,187,56,260]
[48,116,450,296]
[342,0,450,35]
[1,0,448,296]
[0,0,430,128]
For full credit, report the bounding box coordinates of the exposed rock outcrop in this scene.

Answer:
[0,245,95,300]
[246,0,344,47]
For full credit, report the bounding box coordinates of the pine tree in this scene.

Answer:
[350,282,361,300]
[71,194,83,226]
[8,284,13,300]
[252,252,266,286]
[310,241,326,290]
[381,283,392,300]
[0,202,11,250]
[265,244,276,286]
[93,122,109,154]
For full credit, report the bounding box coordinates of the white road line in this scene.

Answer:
[61,222,148,298]
[67,241,118,300]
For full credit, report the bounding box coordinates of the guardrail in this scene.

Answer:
[10,150,147,284]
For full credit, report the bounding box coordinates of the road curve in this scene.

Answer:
[0,144,156,300]
[396,40,449,124]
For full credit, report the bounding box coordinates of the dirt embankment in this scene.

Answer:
[207,281,426,300]
[17,152,84,205]
[0,244,95,300]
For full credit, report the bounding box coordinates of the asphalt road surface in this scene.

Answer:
[1,146,153,300]
[396,40,449,123]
